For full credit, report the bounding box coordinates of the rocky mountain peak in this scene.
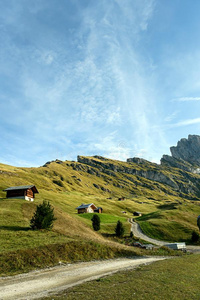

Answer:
[170,135,200,165]
[161,135,200,172]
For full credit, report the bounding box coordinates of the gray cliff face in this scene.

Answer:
[161,155,193,172]
[161,135,200,173]
[77,146,200,199]
[78,156,181,192]
[170,135,200,165]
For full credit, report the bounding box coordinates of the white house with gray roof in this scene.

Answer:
[76,203,102,214]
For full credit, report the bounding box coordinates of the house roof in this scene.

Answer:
[76,203,97,210]
[4,185,39,193]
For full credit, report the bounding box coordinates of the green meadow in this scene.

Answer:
[0,157,200,275]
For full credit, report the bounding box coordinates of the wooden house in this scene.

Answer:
[76,203,98,214]
[133,211,142,216]
[4,185,39,201]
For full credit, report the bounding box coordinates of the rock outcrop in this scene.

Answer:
[170,135,200,165]
[77,136,200,199]
[77,154,200,198]
[161,135,200,174]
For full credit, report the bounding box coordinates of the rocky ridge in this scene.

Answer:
[161,135,200,174]
[76,135,200,200]
[41,135,200,201]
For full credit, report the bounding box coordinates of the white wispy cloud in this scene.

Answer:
[164,111,179,122]
[173,97,200,102]
[0,0,169,166]
[173,118,200,127]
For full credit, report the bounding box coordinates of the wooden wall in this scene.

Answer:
[6,188,35,199]
[7,190,25,198]
[25,188,34,198]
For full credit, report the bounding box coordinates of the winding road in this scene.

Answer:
[129,219,200,252]
[129,219,167,246]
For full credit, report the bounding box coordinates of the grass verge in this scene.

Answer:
[0,240,140,276]
[0,239,181,277]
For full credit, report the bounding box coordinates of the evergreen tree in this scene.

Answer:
[191,231,199,243]
[30,200,56,230]
[197,215,200,231]
[115,220,124,237]
[91,214,100,231]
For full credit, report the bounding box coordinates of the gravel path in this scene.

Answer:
[0,257,166,300]
[129,219,167,246]
[129,219,200,252]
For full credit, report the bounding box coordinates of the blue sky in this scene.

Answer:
[1,0,200,167]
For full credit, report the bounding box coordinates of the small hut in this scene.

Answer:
[4,185,39,201]
[133,211,142,216]
[76,203,97,214]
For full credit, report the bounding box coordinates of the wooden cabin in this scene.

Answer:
[4,185,39,201]
[133,211,142,216]
[76,203,97,214]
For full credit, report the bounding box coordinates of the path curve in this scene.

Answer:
[129,219,166,246]
[129,219,200,252]
[0,257,166,300]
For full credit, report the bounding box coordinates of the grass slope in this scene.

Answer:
[0,157,200,275]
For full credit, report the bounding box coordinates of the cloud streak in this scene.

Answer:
[173,118,200,127]
[173,97,200,102]
[2,1,200,166]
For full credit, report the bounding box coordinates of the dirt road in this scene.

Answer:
[129,219,167,246]
[129,219,200,252]
[0,257,166,300]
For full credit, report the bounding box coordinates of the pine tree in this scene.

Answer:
[115,220,124,237]
[197,215,200,231]
[30,200,56,230]
[91,214,100,231]
[191,231,199,243]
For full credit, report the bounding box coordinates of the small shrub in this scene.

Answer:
[30,200,56,230]
[91,214,100,231]
[191,231,199,243]
[115,220,124,237]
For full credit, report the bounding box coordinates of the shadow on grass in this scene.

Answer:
[101,233,116,238]
[137,211,161,221]
[157,203,178,210]
[0,225,30,231]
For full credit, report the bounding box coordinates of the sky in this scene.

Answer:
[1,0,200,167]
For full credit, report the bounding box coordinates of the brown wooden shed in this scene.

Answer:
[133,211,142,216]
[4,185,39,201]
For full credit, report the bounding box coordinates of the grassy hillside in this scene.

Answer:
[0,156,200,275]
